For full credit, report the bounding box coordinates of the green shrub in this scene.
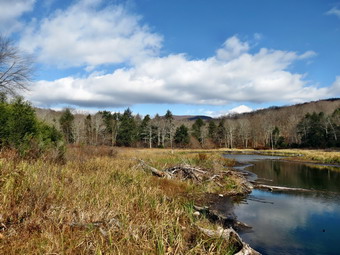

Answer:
[0,97,65,161]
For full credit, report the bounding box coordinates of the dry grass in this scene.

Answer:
[255,149,340,164]
[282,149,340,164]
[0,147,238,254]
[219,148,340,164]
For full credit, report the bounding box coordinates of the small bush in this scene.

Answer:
[198,153,208,162]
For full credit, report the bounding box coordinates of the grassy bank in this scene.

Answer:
[216,148,340,165]
[0,147,242,254]
[265,149,339,164]
[279,149,340,164]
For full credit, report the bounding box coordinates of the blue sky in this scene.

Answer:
[1,0,340,116]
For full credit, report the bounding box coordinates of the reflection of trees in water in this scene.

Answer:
[249,161,340,193]
[273,161,281,176]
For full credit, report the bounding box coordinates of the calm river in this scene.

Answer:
[224,154,340,255]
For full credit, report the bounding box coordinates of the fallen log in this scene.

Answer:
[163,164,207,182]
[197,226,260,255]
[255,184,312,192]
[136,159,172,179]
[137,159,211,181]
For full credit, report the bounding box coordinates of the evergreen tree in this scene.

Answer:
[174,124,190,147]
[101,111,120,146]
[7,97,38,147]
[165,110,174,148]
[208,120,218,144]
[139,114,152,147]
[84,114,93,145]
[59,108,75,144]
[0,97,64,158]
[0,97,9,146]
[297,112,327,148]
[217,119,226,147]
[116,108,137,146]
[192,118,205,146]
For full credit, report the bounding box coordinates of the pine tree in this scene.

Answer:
[8,97,38,147]
[101,111,120,146]
[208,120,218,145]
[59,108,75,144]
[192,118,205,146]
[165,110,174,148]
[174,124,189,147]
[116,108,137,147]
[84,114,93,145]
[139,114,153,148]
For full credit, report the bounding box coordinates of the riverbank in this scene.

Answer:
[0,147,257,254]
[224,148,340,165]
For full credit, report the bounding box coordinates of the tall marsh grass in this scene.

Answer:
[0,147,237,254]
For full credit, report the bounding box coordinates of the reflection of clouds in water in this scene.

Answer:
[235,190,340,250]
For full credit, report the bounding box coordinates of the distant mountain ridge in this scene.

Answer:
[172,115,213,121]
[35,98,340,123]
[234,98,340,119]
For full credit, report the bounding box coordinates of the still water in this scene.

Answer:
[224,154,340,255]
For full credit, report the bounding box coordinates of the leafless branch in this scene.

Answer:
[0,35,34,96]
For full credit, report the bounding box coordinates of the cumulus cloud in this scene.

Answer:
[198,105,253,118]
[26,35,337,108]
[329,76,340,95]
[229,105,253,114]
[326,7,340,18]
[0,0,35,34]
[19,0,162,69]
[216,36,249,61]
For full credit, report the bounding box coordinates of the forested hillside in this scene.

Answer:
[35,98,340,149]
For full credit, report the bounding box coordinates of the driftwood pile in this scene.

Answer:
[136,158,252,195]
[137,158,208,181]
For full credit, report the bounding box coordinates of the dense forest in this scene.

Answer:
[34,98,340,149]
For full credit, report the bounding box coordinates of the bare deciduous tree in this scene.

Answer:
[0,35,33,96]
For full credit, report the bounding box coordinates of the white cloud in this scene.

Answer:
[229,105,253,114]
[25,35,337,109]
[19,0,162,69]
[216,36,249,61]
[298,50,317,60]
[329,76,340,95]
[197,105,253,118]
[326,7,340,19]
[0,0,35,34]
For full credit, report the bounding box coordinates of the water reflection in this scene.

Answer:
[223,154,340,255]
[235,190,340,255]
[249,160,340,192]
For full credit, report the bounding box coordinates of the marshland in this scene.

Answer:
[1,146,339,254]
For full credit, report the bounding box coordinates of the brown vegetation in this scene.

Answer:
[0,147,248,254]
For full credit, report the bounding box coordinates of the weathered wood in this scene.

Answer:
[137,159,172,179]
[197,226,260,255]
[163,164,207,182]
[255,184,312,192]
[236,243,261,255]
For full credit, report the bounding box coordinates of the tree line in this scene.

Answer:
[53,100,340,149]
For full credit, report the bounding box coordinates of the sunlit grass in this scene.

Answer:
[0,147,239,254]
